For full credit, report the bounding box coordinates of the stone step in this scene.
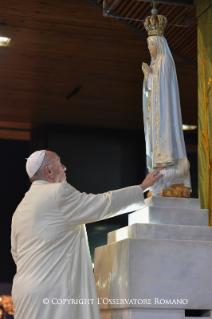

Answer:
[128,206,208,226]
[145,196,200,209]
[108,223,212,244]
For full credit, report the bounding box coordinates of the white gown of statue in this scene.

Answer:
[143,35,191,196]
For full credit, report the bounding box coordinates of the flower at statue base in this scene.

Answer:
[160,184,190,198]
[0,295,15,317]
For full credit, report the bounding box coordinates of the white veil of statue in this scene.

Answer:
[142,34,191,196]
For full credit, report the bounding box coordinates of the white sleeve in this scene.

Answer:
[56,183,144,226]
[11,220,17,265]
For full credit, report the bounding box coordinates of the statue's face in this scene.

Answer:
[147,40,157,57]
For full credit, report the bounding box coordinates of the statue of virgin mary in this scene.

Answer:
[142,5,191,196]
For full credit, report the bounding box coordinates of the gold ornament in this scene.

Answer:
[144,3,167,37]
[160,184,190,198]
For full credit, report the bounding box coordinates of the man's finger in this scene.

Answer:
[151,168,161,177]
[154,174,163,181]
[154,168,163,175]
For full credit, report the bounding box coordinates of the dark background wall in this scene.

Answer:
[0,139,30,283]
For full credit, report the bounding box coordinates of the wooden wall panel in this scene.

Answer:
[0,0,197,138]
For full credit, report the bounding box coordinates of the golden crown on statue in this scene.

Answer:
[144,3,168,36]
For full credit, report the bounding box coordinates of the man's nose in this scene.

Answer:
[62,164,67,171]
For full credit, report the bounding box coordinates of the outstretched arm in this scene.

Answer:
[56,169,162,226]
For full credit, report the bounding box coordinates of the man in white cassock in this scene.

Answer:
[11,150,162,319]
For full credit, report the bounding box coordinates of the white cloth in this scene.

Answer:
[26,150,45,178]
[11,180,144,319]
[142,35,191,195]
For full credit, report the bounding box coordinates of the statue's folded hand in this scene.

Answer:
[142,62,151,77]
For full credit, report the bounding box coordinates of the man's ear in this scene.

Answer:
[44,165,53,179]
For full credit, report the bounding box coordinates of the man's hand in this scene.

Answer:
[139,168,163,192]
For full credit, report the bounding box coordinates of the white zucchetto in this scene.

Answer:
[26,150,46,178]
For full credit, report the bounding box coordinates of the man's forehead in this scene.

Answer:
[46,151,60,160]
[53,153,60,160]
[54,154,61,162]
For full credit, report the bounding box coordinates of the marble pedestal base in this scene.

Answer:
[94,197,212,319]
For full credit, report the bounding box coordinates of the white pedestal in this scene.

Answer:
[94,197,212,319]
